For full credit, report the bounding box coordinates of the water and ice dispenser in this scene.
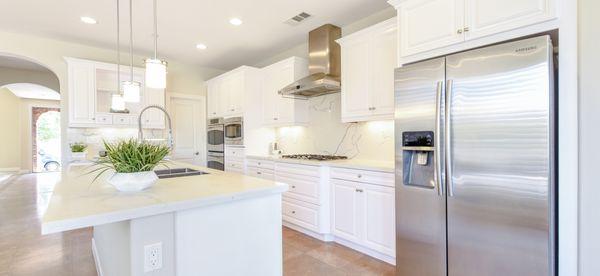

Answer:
[402,131,436,188]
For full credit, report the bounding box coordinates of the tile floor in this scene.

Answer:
[0,173,395,276]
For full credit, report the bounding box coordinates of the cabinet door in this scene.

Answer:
[362,184,396,256]
[398,0,465,57]
[332,179,362,243]
[341,40,371,120]
[207,81,219,118]
[368,24,397,118]
[227,71,245,115]
[142,87,165,128]
[273,63,297,124]
[261,67,279,125]
[68,61,96,125]
[464,0,555,40]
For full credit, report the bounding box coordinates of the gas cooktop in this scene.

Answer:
[281,154,348,161]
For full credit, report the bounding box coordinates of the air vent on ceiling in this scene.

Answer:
[284,12,312,26]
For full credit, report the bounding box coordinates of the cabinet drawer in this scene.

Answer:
[113,115,132,125]
[276,172,319,204]
[95,113,113,125]
[246,167,274,180]
[275,162,320,178]
[282,199,319,231]
[225,160,244,173]
[246,158,274,170]
[225,147,245,158]
[331,167,394,187]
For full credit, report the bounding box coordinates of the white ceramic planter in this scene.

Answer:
[108,171,158,192]
[71,151,87,161]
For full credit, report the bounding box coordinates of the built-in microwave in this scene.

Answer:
[224,117,243,145]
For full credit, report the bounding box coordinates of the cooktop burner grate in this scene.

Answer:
[281,154,348,161]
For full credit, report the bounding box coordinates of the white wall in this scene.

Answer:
[0,30,223,166]
[578,0,600,274]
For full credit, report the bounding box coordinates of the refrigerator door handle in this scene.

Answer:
[435,81,444,197]
[445,79,454,197]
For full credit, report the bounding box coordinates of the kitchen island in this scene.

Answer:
[42,163,288,276]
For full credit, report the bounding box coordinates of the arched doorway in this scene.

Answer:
[33,108,61,172]
[0,55,60,173]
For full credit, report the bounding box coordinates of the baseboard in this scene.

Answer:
[0,167,21,172]
[334,236,396,265]
[283,221,334,242]
[18,169,30,174]
[284,222,395,265]
[91,238,104,276]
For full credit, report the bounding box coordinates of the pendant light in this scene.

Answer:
[123,0,141,102]
[111,0,126,111]
[144,0,167,89]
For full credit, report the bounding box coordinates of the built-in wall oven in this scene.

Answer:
[207,118,225,170]
[224,117,243,145]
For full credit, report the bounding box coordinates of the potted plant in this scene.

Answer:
[70,142,88,161]
[89,139,170,192]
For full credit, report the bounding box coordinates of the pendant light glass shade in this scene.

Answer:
[111,94,126,111]
[145,58,167,89]
[122,80,141,102]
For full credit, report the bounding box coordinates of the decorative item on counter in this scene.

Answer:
[70,142,88,161]
[87,139,170,192]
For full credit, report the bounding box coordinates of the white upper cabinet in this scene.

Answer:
[397,0,464,57]
[338,18,397,123]
[261,57,309,126]
[206,66,259,119]
[67,58,96,126]
[66,57,165,128]
[389,0,557,63]
[464,0,555,40]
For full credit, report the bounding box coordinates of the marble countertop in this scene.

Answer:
[246,155,395,173]
[41,162,288,235]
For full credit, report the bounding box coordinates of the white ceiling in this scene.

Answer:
[0,0,390,70]
[4,83,60,100]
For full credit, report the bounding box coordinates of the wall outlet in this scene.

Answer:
[144,242,163,272]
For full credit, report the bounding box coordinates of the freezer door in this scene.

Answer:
[395,57,446,276]
[445,36,555,276]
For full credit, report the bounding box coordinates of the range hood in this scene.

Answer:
[279,24,341,99]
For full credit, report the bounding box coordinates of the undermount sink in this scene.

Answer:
[155,168,208,179]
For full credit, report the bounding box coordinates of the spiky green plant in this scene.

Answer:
[70,143,87,153]
[87,139,170,181]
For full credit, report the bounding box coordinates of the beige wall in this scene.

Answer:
[0,30,223,166]
[0,88,22,169]
[578,0,600,274]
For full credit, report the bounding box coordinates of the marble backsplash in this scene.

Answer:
[275,93,394,161]
[67,127,166,157]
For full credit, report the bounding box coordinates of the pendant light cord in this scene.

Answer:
[153,0,158,59]
[116,0,120,93]
[129,0,134,81]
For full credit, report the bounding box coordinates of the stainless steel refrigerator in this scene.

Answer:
[394,35,555,276]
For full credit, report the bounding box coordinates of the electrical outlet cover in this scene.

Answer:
[144,242,163,272]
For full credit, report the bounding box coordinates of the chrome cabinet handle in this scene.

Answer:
[355,189,363,193]
[446,79,454,197]
[463,27,470,32]
[435,81,444,197]
[257,172,262,175]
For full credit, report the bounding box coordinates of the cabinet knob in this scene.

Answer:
[257,172,262,175]
[356,189,364,193]
[273,117,278,121]
[357,174,362,178]
[291,211,296,214]
[457,29,463,34]
[463,27,470,32]
[258,162,261,165]
[292,185,296,189]
[230,109,234,111]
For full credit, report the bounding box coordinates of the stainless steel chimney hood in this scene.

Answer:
[279,24,341,99]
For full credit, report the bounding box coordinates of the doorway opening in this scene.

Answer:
[33,107,61,172]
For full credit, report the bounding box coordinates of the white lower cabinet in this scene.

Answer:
[225,146,245,173]
[331,169,396,259]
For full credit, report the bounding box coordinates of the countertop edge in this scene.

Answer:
[42,183,288,235]
[246,155,395,173]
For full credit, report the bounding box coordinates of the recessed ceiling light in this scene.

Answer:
[80,16,98,24]
[229,18,243,26]
[196,43,207,50]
